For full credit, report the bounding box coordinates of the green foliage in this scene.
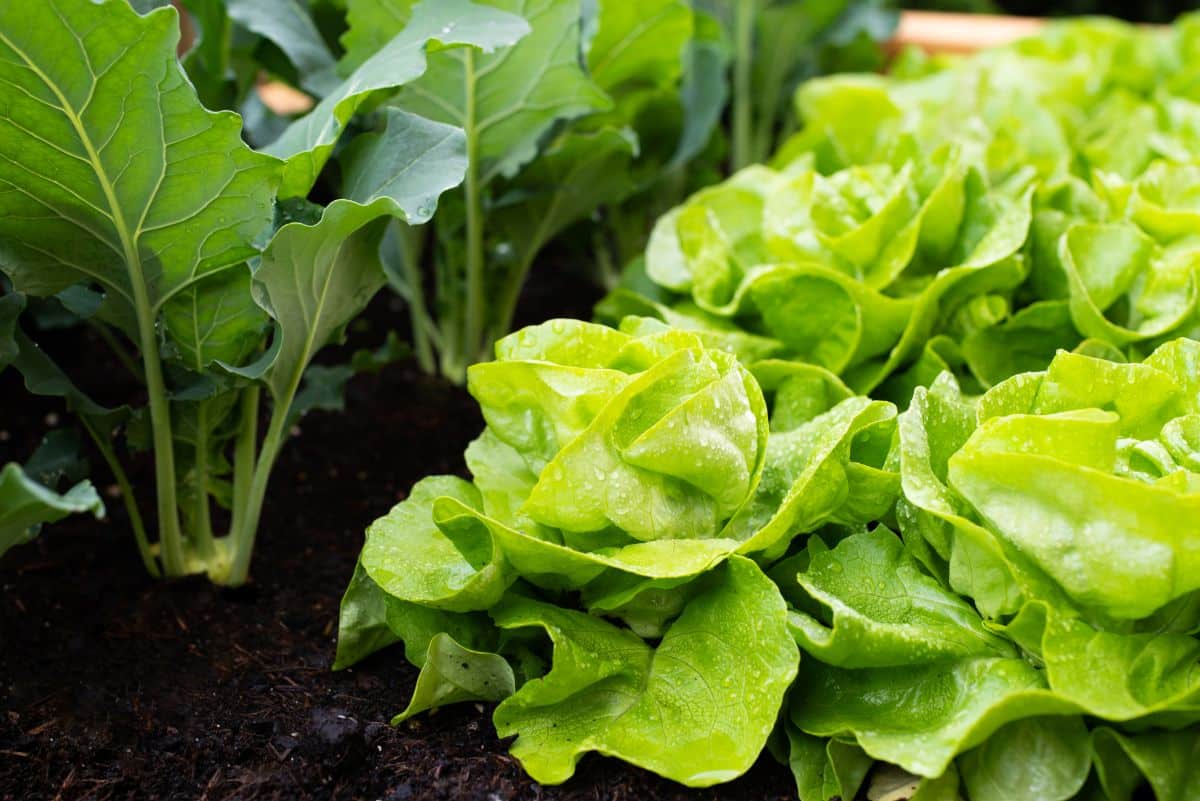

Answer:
[0,0,512,584]
[341,318,1200,792]
[0,432,104,559]
[784,342,1200,798]
[341,14,1200,795]
[135,0,898,384]
[605,15,1200,403]
[310,0,899,381]
[701,0,898,170]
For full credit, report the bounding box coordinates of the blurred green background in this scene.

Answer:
[904,0,1198,23]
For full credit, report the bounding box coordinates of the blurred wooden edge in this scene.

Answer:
[257,82,316,115]
[890,10,1047,55]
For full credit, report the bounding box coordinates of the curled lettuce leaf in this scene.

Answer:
[493,556,797,787]
[947,343,1200,621]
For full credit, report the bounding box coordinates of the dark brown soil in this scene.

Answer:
[0,267,797,801]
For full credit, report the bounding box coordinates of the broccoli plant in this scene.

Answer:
[0,0,522,583]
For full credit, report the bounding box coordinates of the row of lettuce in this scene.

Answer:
[0,0,893,583]
[340,319,1200,800]
[337,15,1200,801]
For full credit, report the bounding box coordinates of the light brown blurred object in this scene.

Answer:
[258,81,316,115]
[173,0,194,55]
[891,10,1047,54]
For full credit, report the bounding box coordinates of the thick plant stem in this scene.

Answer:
[228,386,259,565]
[82,418,158,578]
[141,333,186,576]
[120,275,186,575]
[732,0,755,171]
[65,90,184,575]
[492,252,537,346]
[192,400,216,560]
[440,351,467,385]
[592,228,620,291]
[398,226,436,374]
[437,260,463,382]
[224,399,289,586]
[461,48,485,373]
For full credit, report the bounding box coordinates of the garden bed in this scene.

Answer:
[0,274,795,801]
[4,4,1197,800]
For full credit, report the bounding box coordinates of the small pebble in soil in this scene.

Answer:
[385,783,414,801]
[273,734,299,753]
[311,707,359,746]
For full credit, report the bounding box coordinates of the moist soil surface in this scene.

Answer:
[0,268,798,801]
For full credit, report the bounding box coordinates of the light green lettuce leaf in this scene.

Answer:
[1092,727,1200,801]
[724,396,897,558]
[1128,162,1200,244]
[393,632,515,723]
[361,476,513,612]
[786,725,872,801]
[764,163,922,289]
[519,346,766,541]
[788,528,1014,668]
[1038,612,1200,724]
[750,359,853,431]
[790,654,1080,778]
[645,166,782,294]
[948,393,1200,620]
[958,717,1091,801]
[896,374,1074,620]
[493,556,798,786]
[333,556,402,670]
[1059,222,1198,347]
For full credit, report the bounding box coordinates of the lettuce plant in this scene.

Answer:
[780,341,1200,800]
[336,317,898,785]
[603,16,1200,397]
[0,0,520,583]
